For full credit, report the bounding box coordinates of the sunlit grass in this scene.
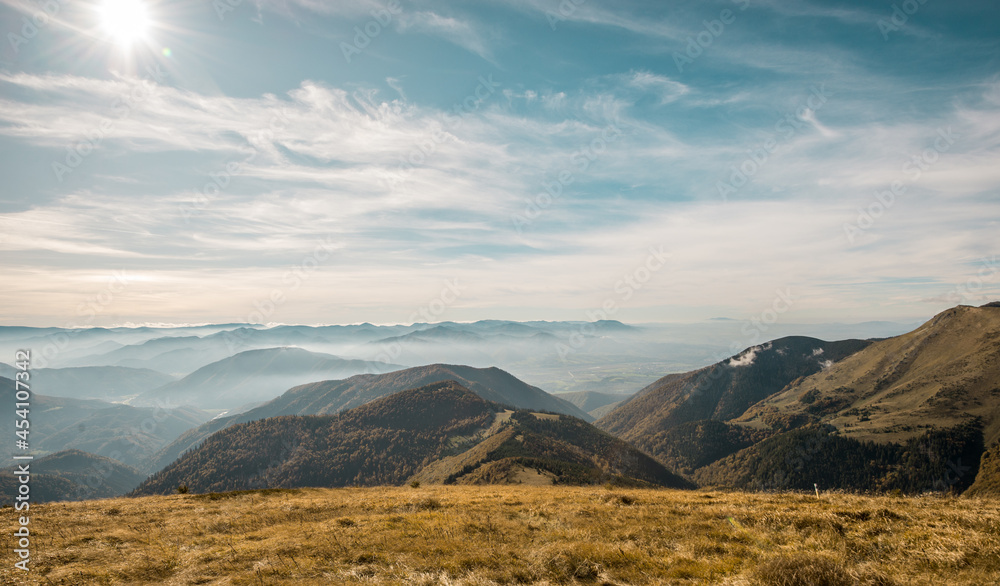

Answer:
[3,486,999,584]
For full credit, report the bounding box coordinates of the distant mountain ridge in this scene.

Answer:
[0,376,211,470]
[0,450,145,504]
[0,363,175,401]
[133,347,403,410]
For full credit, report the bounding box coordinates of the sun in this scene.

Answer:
[98,0,152,48]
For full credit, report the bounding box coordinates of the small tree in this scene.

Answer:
[176,484,189,494]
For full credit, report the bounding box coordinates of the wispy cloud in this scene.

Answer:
[0,0,997,325]
[395,11,497,62]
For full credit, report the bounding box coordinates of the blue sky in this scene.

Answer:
[0,0,997,327]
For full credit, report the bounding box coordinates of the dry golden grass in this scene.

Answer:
[3,486,999,585]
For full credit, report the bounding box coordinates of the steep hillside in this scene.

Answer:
[0,376,211,469]
[133,347,402,410]
[967,442,1000,497]
[597,337,872,463]
[642,419,771,476]
[738,304,1000,445]
[133,381,686,496]
[693,422,984,494]
[0,449,145,504]
[146,364,590,474]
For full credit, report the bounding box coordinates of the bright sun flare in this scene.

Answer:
[99,0,151,47]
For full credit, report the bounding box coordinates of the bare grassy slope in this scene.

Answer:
[410,410,694,488]
[3,486,999,585]
[738,304,1000,445]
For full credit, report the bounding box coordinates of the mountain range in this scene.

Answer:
[0,376,211,469]
[4,306,997,502]
[0,450,145,504]
[596,303,1000,494]
[130,346,403,410]
[133,381,691,496]
[0,363,175,402]
[144,364,591,474]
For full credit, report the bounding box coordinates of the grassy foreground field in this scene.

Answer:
[3,486,999,585]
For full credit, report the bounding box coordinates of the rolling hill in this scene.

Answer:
[133,381,691,496]
[132,347,404,410]
[0,376,211,469]
[0,363,176,401]
[145,364,592,474]
[67,334,239,376]
[0,449,145,504]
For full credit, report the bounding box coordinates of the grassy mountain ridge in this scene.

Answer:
[596,336,873,464]
[412,410,693,488]
[595,306,1000,493]
[738,304,1000,445]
